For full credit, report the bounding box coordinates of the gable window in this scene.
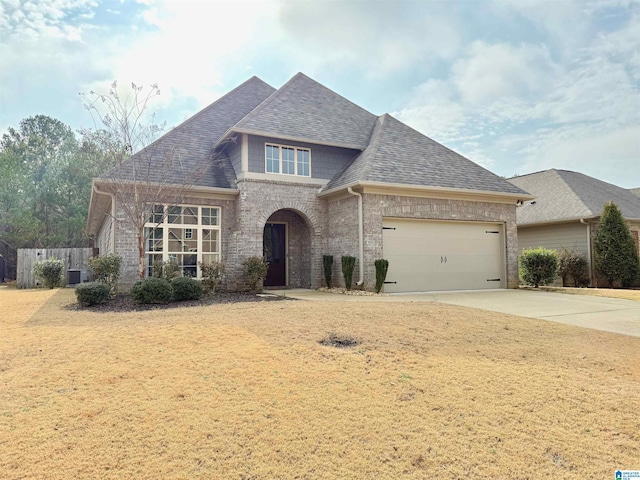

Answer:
[265,143,311,177]
[144,205,221,278]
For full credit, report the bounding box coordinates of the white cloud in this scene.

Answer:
[276,1,463,78]
[451,41,559,106]
[516,124,640,187]
[84,0,280,110]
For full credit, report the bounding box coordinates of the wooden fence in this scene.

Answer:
[17,248,94,288]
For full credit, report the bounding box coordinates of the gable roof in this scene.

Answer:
[103,76,276,189]
[508,169,640,225]
[231,73,378,149]
[323,114,528,196]
[631,187,640,198]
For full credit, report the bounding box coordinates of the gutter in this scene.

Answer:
[347,187,365,287]
[319,180,534,202]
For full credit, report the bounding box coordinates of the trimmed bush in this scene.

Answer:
[199,261,226,293]
[243,256,268,292]
[131,277,173,304]
[75,282,111,306]
[152,259,181,280]
[171,276,203,301]
[341,255,356,291]
[88,254,122,294]
[558,249,590,287]
[594,201,640,288]
[519,247,558,287]
[33,258,64,289]
[322,255,334,288]
[374,259,389,293]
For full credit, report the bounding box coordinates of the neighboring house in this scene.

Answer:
[509,169,640,286]
[87,73,531,292]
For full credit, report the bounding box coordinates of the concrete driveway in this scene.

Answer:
[278,288,640,337]
[430,290,640,337]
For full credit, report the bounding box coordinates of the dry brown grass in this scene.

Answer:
[540,286,640,301]
[1,286,638,479]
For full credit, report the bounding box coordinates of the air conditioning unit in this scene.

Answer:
[68,269,89,286]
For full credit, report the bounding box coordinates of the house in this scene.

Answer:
[508,169,640,286]
[631,188,640,198]
[87,73,531,292]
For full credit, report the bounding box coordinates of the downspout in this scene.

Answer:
[347,187,365,286]
[580,218,593,286]
[93,184,116,255]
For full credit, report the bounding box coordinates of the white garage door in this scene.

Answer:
[382,218,505,293]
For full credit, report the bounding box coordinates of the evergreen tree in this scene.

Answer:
[593,201,640,288]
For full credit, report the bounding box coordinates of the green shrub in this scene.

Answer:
[152,258,181,280]
[341,255,356,291]
[88,254,122,294]
[171,276,203,301]
[131,277,173,304]
[242,256,268,292]
[199,261,226,293]
[33,258,64,289]
[322,255,334,288]
[594,201,640,288]
[519,247,558,288]
[75,282,111,306]
[374,259,389,293]
[558,249,590,287]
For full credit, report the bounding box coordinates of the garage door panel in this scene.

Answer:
[383,219,505,293]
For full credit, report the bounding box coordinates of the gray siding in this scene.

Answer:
[227,141,242,176]
[248,135,358,179]
[96,214,113,255]
[517,222,589,257]
[518,222,589,286]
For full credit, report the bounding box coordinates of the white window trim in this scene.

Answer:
[144,204,222,279]
[265,143,311,177]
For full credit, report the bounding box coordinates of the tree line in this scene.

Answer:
[0,115,117,279]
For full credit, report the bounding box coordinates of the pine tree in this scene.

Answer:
[593,201,640,288]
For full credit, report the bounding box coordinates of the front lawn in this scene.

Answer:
[1,287,638,479]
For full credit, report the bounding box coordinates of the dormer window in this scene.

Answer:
[265,143,311,177]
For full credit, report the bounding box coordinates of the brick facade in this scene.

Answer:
[108,182,520,291]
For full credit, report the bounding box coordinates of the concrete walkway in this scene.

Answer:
[271,288,640,337]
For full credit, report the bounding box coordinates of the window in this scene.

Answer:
[143,205,221,278]
[265,143,311,177]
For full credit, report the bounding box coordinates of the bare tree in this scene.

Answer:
[81,82,232,279]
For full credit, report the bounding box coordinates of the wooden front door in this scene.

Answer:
[263,223,286,286]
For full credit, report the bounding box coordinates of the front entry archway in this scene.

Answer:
[262,209,311,288]
[263,222,286,286]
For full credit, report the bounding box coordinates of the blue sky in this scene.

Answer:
[1,0,638,187]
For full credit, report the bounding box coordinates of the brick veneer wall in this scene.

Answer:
[106,182,520,291]
[110,194,238,289]
[326,195,360,287]
[233,178,326,289]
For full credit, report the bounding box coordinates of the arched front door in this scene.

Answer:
[262,209,312,288]
[263,222,286,286]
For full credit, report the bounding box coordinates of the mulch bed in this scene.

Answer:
[66,291,294,312]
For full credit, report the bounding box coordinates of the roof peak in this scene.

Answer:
[230,72,377,148]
